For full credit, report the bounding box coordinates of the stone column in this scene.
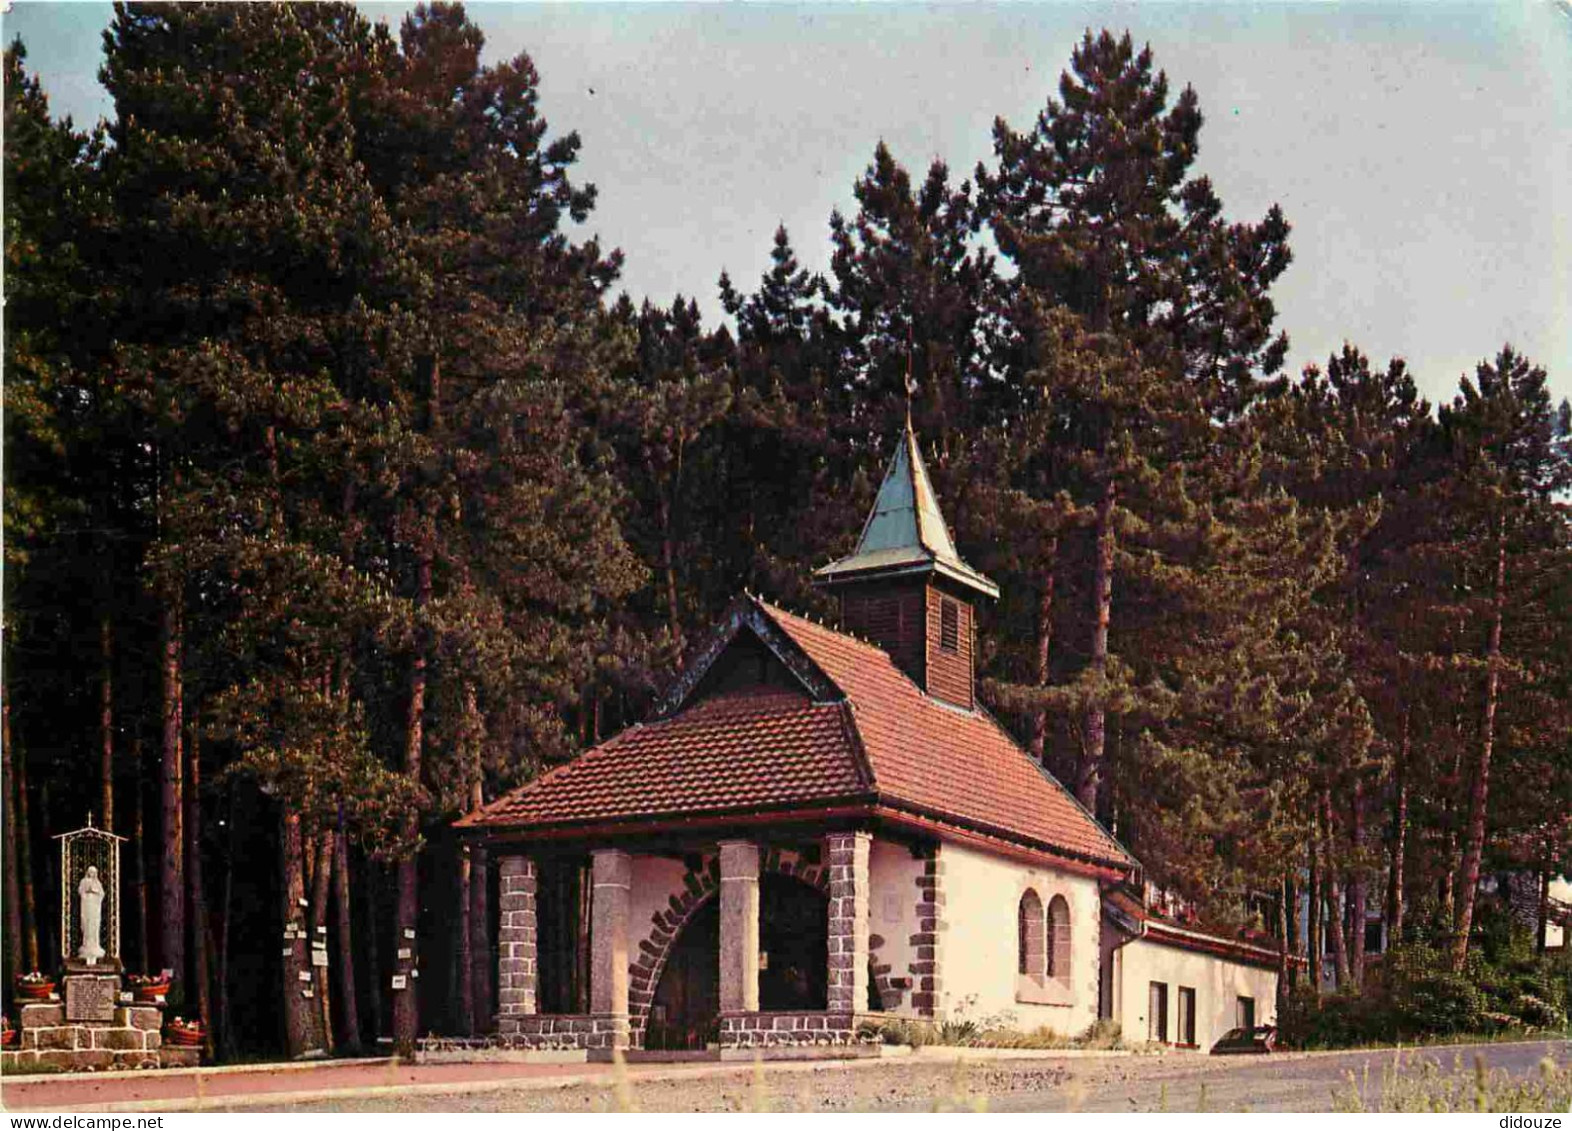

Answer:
[717,840,761,1013]
[910,843,946,1017]
[589,849,632,1017]
[496,855,537,1033]
[825,830,871,1016]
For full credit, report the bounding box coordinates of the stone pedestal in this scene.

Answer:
[2,1002,167,1073]
[718,840,761,1013]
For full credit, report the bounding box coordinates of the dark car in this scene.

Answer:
[1210,1025,1278,1054]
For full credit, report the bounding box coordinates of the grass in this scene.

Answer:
[861,1013,1136,1052]
[1292,1025,1572,1055]
[1332,1050,1572,1113]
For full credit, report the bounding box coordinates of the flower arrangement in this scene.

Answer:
[14,972,56,1000]
[1,1015,16,1048]
[163,1016,205,1048]
[127,973,173,1003]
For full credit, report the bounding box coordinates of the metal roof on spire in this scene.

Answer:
[814,417,999,600]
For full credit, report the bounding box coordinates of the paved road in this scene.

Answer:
[984,1038,1570,1113]
[4,1039,1565,1113]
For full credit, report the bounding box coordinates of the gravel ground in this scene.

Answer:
[260,1038,1570,1113]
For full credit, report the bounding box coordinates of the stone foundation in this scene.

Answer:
[3,1004,163,1072]
[0,1003,200,1073]
[495,1012,629,1050]
[718,1010,869,1048]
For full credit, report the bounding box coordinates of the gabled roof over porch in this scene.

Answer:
[459,593,1134,876]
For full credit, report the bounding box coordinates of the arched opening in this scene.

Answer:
[647,898,720,1051]
[1047,894,1071,984]
[647,872,828,1051]
[1018,889,1045,975]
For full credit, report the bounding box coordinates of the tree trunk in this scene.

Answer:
[16,729,39,972]
[1078,480,1116,813]
[470,839,491,1032]
[661,492,682,653]
[280,808,319,1057]
[1285,876,1300,988]
[458,844,475,1035]
[159,599,185,980]
[100,617,115,832]
[1307,841,1322,1001]
[1321,790,1350,989]
[310,832,335,1054]
[1349,774,1367,990]
[3,701,22,987]
[1386,711,1410,949]
[1452,515,1508,972]
[393,540,431,1050]
[184,723,214,1059]
[133,739,150,975]
[333,808,362,1054]
[363,858,384,1043]
[1029,537,1058,763]
[1276,874,1291,1015]
[217,790,237,1061]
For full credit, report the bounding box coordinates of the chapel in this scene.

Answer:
[457,419,1280,1054]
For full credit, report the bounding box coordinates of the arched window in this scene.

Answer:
[1018,889,1045,975]
[1046,894,1072,985]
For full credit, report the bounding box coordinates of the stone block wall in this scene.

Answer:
[496,855,538,1030]
[825,831,871,1016]
[909,843,946,1017]
[2,1004,168,1073]
[717,1010,859,1048]
[496,1012,629,1050]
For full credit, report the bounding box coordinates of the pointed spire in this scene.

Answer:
[814,417,999,600]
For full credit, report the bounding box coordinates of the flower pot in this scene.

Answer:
[1,1026,17,1049]
[133,983,171,1005]
[164,1026,204,1048]
[15,981,56,1002]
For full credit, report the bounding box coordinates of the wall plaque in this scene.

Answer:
[64,974,117,1022]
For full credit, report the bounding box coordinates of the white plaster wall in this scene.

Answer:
[939,840,1101,1035]
[868,837,925,1014]
[1549,876,1570,950]
[1116,937,1279,1051]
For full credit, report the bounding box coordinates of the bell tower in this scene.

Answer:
[814,418,998,709]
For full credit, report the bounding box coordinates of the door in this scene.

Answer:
[1148,981,1168,1042]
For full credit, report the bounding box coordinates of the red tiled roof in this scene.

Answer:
[758,600,1130,867]
[460,595,1133,871]
[1104,887,1288,969]
[459,685,866,828]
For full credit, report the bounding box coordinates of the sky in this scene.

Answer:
[5,1,1569,409]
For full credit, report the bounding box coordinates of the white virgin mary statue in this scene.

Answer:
[78,866,106,964]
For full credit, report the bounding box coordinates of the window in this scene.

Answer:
[1017,889,1044,975]
[1236,995,1256,1030]
[939,598,959,653]
[1177,987,1197,1047]
[1046,894,1072,985]
[1364,920,1384,956]
[1149,982,1169,1043]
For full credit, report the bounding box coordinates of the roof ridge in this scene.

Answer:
[751,595,894,661]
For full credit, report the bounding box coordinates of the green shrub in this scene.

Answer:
[1396,970,1486,1034]
[1283,936,1572,1049]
